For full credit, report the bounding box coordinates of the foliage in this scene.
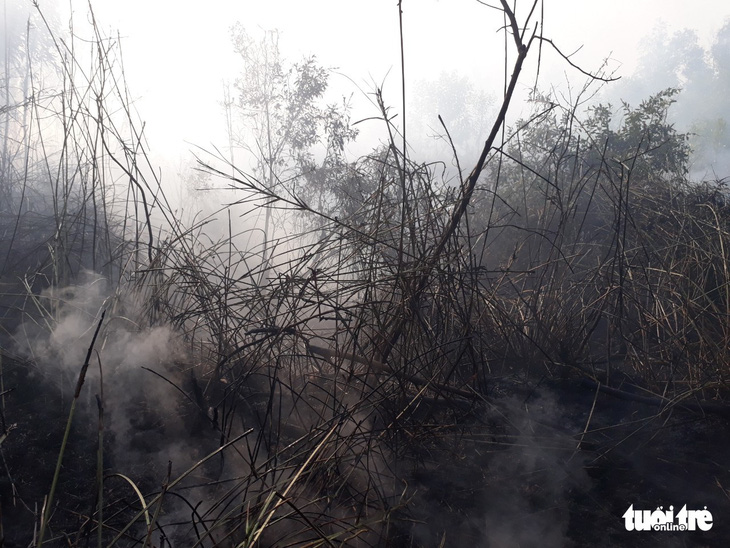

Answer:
[230,25,357,213]
[615,21,730,177]
[476,85,730,387]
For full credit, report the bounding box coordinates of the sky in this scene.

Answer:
[82,0,730,161]
[13,0,730,170]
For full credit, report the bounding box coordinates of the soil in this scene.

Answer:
[394,376,730,547]
[1,351,728,547]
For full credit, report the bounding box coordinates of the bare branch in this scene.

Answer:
[538,36,621,82]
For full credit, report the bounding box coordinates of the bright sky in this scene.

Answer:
[76,1,730,162]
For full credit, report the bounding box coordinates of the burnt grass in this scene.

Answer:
[1,347,728,547]
[387,375,730,547]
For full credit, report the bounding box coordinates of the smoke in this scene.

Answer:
[478,394,589,547]
[9,270,403,544]
[13,272,179,379]
[11,271,198,470]
[402,389,590,547]
[14,273,110,378]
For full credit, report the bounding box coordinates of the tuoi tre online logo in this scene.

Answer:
[623,504,713,532]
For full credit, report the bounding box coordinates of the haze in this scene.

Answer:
[76,1,730,165]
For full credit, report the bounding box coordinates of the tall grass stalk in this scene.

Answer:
[37,311,105,547]
[95,355,104,548]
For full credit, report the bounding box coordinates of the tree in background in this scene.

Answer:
[485,87,692,273]
[610,21,730,179]
[408,70,495,169]
[228,25,357,245]
[0,1,59,211]
[470,83,730,381]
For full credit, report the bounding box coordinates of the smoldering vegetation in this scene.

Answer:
[1,2,729,547]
